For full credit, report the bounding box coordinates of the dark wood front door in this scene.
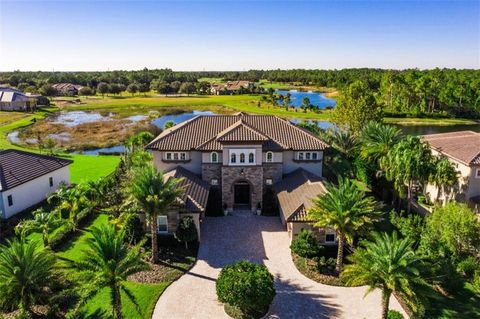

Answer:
[234,183,250,205]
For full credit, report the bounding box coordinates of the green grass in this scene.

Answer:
[57,214,110,261]
[83,282,168,319]
[384,117,478,126]
[65,154,120,184]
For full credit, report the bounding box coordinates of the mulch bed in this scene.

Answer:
[292,253,346,286]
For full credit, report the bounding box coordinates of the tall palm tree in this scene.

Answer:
[15,208,64,248]
[360,121,403,164]
[308,177,380,272]
[129,165,182,263]
[63,225,148,319]
[342,232,426,319]
[429,156,458,204]
[0,238,56,315]
[284,93,291,111]
[324,128,359,159]
[380,136,433,212]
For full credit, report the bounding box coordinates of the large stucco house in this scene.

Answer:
[423,131,480,212]
[147,112,330,241]
[0,149,72,219]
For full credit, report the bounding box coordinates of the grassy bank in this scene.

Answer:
[384,117,478,126]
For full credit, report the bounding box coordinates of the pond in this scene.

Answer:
[276,90,336,109]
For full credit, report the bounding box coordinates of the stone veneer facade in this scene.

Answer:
[221,166,263,211]
[201,162,284,212]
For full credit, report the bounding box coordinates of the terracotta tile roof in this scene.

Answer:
[164,167,210,212]
[422,131,480,165]
[273,168,327,222]
[217,120,269,143]
[147,113,328,151]
[0,149,72,191]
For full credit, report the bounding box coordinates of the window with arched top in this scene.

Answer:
[266,151,273,162]
[248,153,254,163]
[211,152,218,163]
[231,153,236,163]
[240,153,245,163]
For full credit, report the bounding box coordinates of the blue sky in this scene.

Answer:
[0,0,478,71]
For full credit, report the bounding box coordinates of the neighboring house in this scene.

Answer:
[52,83,84,96]
[423,131,480,212]
[0,87,36,111]
[147,112,330,240]
[210,81,253,95]
[0,149,72,219]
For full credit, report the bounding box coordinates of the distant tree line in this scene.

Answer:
[1,68,478,118]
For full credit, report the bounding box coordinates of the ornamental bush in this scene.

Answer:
[216,261,275,319]
[290,229,323,258]
[175,216,198,249]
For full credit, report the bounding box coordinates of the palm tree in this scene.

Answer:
[56,185,92,231]
[342,232,426,319]
[380,136,433,212]
[0,238,56,315]
[301,97,310,113]
[360,121,403,164]
[429,156,458,204]
[323,128,359,159]
[63,225,148,319]
[129,165,182,263]
[308,177,380,272]
[15,208,64,248]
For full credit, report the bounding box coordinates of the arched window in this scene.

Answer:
[211,152,218,163]
[266,151,273,162]
[248,153,254,163]
[231,153,236,163]
[240,153,245,163]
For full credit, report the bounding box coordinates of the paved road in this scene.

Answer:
[152,211,407,319]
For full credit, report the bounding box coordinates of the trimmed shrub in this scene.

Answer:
[175,216,198,249]
[123,213,144,244]
[387,310,404,319]
[290,230,322,258]
[216,261,275,319]
[315,256,337,275]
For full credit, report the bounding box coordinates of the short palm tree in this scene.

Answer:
[15,208,64,248]
[360,121,403,164]
[129,165,182,263]
[342,232,426,319]
[56,185,92,231]
[308,177,380,272]
[0,238,56,315]
[63,225,148,319]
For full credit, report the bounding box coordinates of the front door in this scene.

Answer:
[234,183,250,205]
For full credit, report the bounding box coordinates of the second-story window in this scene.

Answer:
[231,153,236,163]
[211,152,218,163]
[266,151,273,162]
[248,153,254,163]
[240,153,245,163]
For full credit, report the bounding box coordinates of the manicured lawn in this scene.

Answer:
[57,213,110,261]
[384,117,478,126]
[83,282,169,319]
[66,154,120,184]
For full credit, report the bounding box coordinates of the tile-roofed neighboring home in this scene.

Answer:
[274,168,327,223]
[422,131,480,165]
[0,150,72,191]
[147,113,328,151]
[164,166,210,212]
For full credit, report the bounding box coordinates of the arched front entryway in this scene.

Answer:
[234,181,250,205]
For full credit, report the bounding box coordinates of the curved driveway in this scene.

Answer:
[152,211,407,319]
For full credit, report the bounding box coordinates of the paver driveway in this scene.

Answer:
[152,211,407,319]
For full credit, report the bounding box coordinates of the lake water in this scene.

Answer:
[276,90,336,109]
[151,110,215,129]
